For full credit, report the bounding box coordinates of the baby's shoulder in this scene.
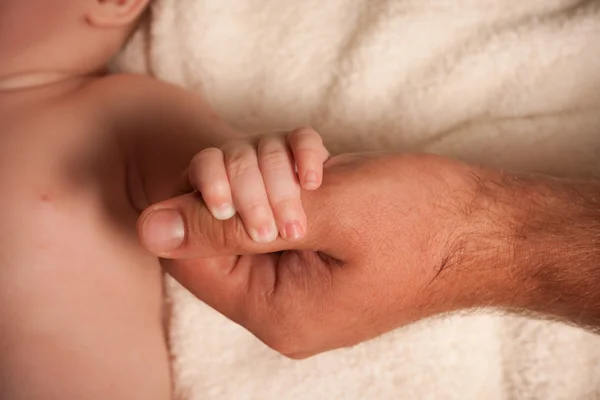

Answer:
[87,73,199,113]
[0,78,142,192]
[85,73,224,139]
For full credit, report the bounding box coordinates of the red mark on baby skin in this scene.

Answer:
[38,189,59,205]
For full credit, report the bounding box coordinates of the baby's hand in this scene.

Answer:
[188,128,329,242]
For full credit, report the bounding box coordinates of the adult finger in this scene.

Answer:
[137,192,315,259]
[160,240,339,358]
[161,253,279,325]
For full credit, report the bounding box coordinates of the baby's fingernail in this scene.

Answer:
[283,220,304,241]
[212,203,236,220]
[141,209,185,254]
[303,171,319,189]
[249,222,278,243]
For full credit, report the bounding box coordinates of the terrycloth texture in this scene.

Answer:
[117,0,600,398]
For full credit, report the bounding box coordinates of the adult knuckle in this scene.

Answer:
[186,203,243,250]
[186,203,215,244]
[218,216,247,250]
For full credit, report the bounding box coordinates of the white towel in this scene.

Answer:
[116,1,600,398]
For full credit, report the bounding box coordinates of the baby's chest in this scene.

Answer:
[1,111,135,214]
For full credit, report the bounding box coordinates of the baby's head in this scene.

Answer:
[0,0,149,89]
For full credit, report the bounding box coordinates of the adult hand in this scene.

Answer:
[138,153,525,358]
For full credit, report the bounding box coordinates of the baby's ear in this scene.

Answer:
[87,0,149,28]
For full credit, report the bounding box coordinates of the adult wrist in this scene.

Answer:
[424,165,525,314]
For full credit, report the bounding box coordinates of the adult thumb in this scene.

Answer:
[138,192,314,259]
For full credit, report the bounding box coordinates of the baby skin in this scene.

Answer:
[0,1,328,399]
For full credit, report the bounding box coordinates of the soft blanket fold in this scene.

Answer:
[117,0,600,398]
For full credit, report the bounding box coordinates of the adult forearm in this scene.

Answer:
[509,174,600,328]
[455,169,600,329]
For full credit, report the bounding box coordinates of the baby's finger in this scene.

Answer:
[224,142,277,243]
[287,128,329,190]
[257,136,306,241]
[189,148,235,220]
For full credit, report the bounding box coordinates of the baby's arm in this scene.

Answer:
[97,74,245,208]
[101,75,329,242]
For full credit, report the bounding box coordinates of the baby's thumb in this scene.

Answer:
[138,193,306,259]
